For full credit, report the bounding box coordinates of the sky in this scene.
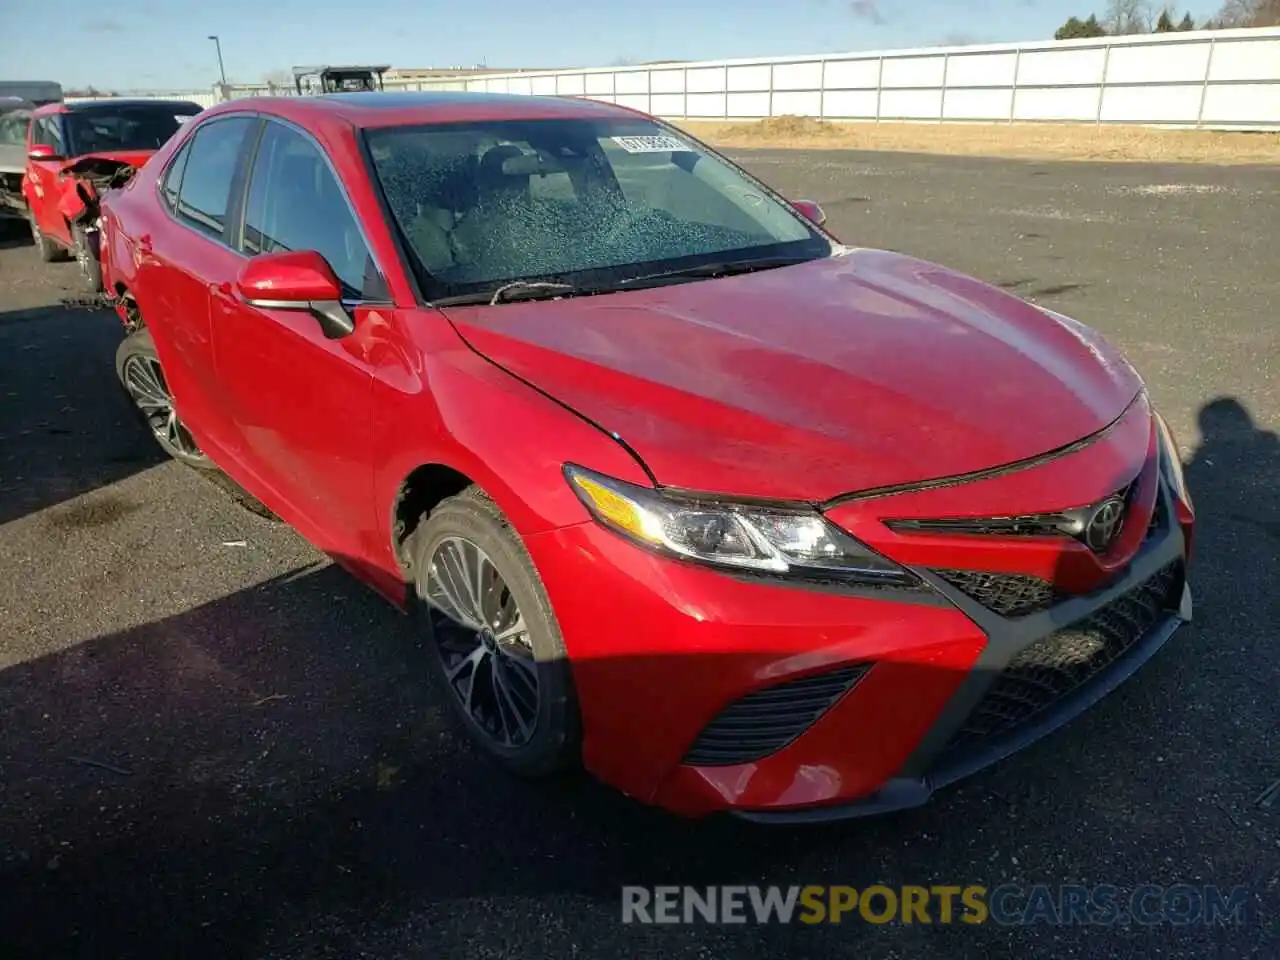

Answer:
[11,0,1218,92]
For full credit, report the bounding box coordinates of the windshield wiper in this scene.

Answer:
[430,255,819,307]
[432,281,581,307]
[613,255,819,290]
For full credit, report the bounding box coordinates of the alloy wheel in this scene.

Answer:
[424,536,540,748]
[120,353,208,463]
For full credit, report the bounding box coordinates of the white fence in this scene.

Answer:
[116,27,1280,129]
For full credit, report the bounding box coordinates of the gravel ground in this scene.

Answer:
[0,152,1276,960]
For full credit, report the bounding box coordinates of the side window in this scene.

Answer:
[33,117,64,153]
[242,121,373,295]
[161,141,191,212]
[175,116,255,239]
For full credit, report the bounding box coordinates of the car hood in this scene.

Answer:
[61,150,154,175]
[441,249,1144,502]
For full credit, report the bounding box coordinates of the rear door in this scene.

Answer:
[136,114,259,460]
[209,118,383,552]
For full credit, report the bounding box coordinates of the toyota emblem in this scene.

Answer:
[1084,496,1126,553]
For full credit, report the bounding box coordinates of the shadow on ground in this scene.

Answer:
[0,218,33,251]
[0,305,165,526]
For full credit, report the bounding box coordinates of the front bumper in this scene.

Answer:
[526,469,1193,820]
[735,542,1191,823]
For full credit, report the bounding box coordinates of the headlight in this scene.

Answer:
[1154,411,1191,508]
[564,465,915,586]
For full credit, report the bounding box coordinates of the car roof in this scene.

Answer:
[35,99,203,116]
[199,90,642,129]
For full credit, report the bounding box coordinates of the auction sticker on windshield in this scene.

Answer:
[611,135,691,153]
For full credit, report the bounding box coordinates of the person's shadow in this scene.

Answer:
[1181,396,1279,814]
[1184,397,1280,548]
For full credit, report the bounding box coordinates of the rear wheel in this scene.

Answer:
[29,214,64,263]
[407,487,581,777]
[115,328,212,468]
[115,327,280,520]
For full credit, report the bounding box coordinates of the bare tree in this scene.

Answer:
[1212,0,1280,25]
[261,69,292,89]
[1104,0,1154,32]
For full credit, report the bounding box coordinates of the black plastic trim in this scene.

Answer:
[733,606,1185,824]
[731,477,1191,825]
[684,664,870,766]
[895,479,1185,780]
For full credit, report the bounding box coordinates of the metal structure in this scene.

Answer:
[208,35,228,87]
[291,65,391,95]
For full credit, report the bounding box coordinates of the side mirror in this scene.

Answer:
[792,199,827,227]
[235,250,355,339]
[28,143,61,161]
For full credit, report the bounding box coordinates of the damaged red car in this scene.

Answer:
[99,93,1195,822]
[22,98,201,291]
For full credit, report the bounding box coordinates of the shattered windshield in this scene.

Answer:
[365,117,830,300]
[64,105,200,156]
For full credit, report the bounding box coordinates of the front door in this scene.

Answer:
[26,116,68,244]
[210,118,382,556]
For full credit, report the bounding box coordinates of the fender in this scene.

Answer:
[369,308,653,579]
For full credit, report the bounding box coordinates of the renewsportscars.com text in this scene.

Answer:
[620,884,1254,927]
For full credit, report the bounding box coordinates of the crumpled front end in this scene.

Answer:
[57,155,139,226]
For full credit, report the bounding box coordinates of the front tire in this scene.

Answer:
[29,214,64,263]
[72,224,103,293]
[115,327,213,469]
[407,487,581,777]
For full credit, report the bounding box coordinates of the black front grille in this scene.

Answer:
[944,561,1183,754]
[683,665,869,767]
[933,569,1061,617]
[887,515,1069,537]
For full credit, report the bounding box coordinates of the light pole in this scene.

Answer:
[207,35,227,86]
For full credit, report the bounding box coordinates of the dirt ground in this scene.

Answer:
[676,116,1280,164]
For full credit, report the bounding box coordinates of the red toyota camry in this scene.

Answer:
[98,92,1195,821]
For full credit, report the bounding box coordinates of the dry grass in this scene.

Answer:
[674,115,1280,164]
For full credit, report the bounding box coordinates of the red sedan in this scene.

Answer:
[23,98,202,290]
[98,92,1195,821]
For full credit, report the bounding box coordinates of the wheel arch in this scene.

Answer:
[390,462,476,575]
[112,282,143,331]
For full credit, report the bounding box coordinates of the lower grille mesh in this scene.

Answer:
[944,561,1183,754]
[934,569,1060,617]
[683,665,869,767]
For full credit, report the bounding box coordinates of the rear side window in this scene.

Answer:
[241,121,374,295]
[160,141,191,212]
[175,116,254,239]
